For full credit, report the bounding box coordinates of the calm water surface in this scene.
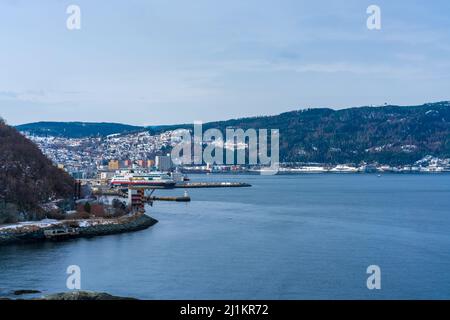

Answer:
[1,174,450,299]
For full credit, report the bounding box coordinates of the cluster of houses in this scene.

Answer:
[24,131,450,177]
[25,131,177,178]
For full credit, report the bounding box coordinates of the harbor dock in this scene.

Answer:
[91,181,251,204]
[145,196,191,202]
[174,182,251,188]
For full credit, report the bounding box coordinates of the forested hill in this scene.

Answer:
[156,101,450,165]
[15,101,450,165]
[0,119,75,223]
[16,121,144,138]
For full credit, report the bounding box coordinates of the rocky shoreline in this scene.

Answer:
[1,290,138,300]
[0,213,157,245]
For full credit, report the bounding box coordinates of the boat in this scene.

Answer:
[278,166,328,173]
[110,170,176,188]
[170,171,190,182]
[330,165,359,173]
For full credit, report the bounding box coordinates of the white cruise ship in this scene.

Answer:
[110,170,176,188]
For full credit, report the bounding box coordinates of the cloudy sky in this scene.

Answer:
[1,0,449,125]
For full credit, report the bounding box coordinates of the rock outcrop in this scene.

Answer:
[0,290,137,300]
[40,291,137,300]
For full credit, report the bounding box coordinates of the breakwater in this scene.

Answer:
[174,182,251,188]
[146,196,191,202]
[0,213,157,245]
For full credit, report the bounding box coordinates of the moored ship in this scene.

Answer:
[110,170,176,188]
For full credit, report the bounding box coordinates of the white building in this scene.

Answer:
[155,155,173,172]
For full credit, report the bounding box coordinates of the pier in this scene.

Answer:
[93,187,191,202]
[145,196,191,202]
[174,182,251,188]
[92,181,251,203]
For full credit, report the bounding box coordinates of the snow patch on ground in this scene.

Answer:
[0,219,60,231]
[1,217,131,233]
[76,219,118,227]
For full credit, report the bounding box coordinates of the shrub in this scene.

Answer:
[67,211,91,220]
[0,202,19,224]
[90,204,106,217]
[84,202,91,213]
[46,210,66,220]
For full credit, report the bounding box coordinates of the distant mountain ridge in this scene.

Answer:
[16,121,144,138]
[14,101,450,165]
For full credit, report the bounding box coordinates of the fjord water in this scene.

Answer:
[1,174,450,299]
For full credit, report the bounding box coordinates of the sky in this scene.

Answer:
[0,0,450,126]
